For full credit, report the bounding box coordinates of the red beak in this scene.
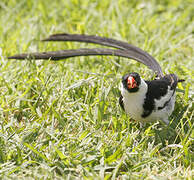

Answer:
[127,76,137,89]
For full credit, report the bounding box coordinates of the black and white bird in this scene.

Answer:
[8,33,184,124]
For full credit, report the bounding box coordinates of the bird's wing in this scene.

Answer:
[43,33,163,77]
[147,74,179,108]
[142,74,179,118]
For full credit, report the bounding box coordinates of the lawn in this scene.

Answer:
[0,0,193,179]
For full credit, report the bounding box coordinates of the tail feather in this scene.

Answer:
[8,48,157,65]
[42,33,164,77]
[178,79,185,83]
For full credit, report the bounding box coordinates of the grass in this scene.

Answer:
[0,0,193,179]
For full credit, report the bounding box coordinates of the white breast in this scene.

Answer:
[121,78,148,121]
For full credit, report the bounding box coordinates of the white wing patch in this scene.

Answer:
[154,86,174,110]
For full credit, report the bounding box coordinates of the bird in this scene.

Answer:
[8,33,184,124]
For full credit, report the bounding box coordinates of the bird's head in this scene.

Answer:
[122,72,141,93]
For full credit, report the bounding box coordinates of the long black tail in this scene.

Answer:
[42,33,163,77]
[8,33,164,77]
[8,48,157,63]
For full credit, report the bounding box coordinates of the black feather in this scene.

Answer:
[119,95,125,111]
[8,48,161,64]
[142,74,178,118]
[42,33,163,77]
